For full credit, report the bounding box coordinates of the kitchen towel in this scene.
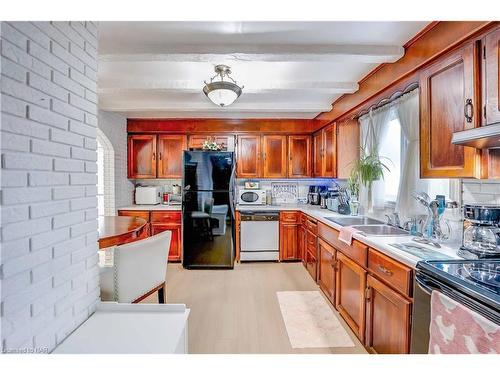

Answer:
[429,290,500,354]
[277,291,354,349]
[338,226,361,245]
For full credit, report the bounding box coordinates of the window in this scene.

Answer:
[96,129,115,216]
[378,118,401,203]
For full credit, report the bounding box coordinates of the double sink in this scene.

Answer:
[324,216,410,236]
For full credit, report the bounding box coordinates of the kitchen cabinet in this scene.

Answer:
[279,211,299,261]
[305,245,318,282]
[484,26,500,124]
[298,214,307,265]
[420,41,481,178]
[305,219,318,281]
[336,119,360,179]
[157,135,187,178]
[188,134,235,151]
[262,135,287,178]
[335,251,367,342]
[318,238,336,304]
[127,135,157,179]
[365,275,412,354]
[236,135,261,178]
[312,124,336,177]
[312,131,323,177]
[288,135,311,177]
[118,210,182,262]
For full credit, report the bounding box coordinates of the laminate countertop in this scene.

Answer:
[236,204,462,268]
[119,204,182,211]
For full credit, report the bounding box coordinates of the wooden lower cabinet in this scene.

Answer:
[365,275,412,354]
[318,239,336,304]
[298,220,306,265]
[150,223,182,262]
[279,211,299,261]
[118,209,182,262]
[335,252,367,342]
[305,246,318,281]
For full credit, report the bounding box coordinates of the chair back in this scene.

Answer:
[113,230,171,303]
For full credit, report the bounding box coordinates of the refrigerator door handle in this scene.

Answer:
[228,161,236,219]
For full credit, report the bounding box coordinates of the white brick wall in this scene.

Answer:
[1,21,99,353]
[97,110,134,210]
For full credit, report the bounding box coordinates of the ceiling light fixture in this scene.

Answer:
[203,65,243,107]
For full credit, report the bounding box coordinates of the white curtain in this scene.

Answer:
[395,89,428,218]
[358,105,396,212]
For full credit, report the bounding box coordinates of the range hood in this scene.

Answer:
[451,121,500,149]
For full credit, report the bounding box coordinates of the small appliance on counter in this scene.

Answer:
[459,204,500,259]
[135,186,161,205]
[307,185,327,205]
[238,189,267,205]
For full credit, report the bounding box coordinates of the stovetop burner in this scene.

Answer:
[457,263,500,289]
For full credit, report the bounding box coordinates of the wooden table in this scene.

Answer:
[98,216,148,249]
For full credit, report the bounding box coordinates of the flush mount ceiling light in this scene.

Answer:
[203,65,243,107]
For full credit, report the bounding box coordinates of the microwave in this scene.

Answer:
[135,186,162,205]
[238,189,266,205]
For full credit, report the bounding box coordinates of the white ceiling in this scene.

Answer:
[98,22,430,119]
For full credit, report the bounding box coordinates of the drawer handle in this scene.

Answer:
[377,265,393,276]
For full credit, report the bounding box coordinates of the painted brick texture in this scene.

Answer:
[1,21,99,353]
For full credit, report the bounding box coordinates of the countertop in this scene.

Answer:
[119,204,182,211]
[236,204,462,268]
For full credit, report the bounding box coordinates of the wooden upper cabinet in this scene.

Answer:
[312,131,323,177]
[288,135,311,178]
[485,26,500,124]
[365,275,412,354]
[157,135,187,178]
[188,134,235,151]
[236,135,261,178]
[262,135,287,178]
[322,124,337,177]
[128,134,157,179]
[337,119,360,179]
[335,252,367,342]
[420,41,481,178]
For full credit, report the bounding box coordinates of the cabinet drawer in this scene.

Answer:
[118,210,150,221]
[300,214,307,226]
[318,222,367,267]
[368,248,413,297]
[306,229,317,246]
[151,210,182,223]
[280,211,299,223]
[306,218,318,234]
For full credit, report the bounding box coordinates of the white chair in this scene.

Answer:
[100,230,172,304]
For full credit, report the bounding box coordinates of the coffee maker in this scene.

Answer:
[458,204,500,259]
[308,185,327,205]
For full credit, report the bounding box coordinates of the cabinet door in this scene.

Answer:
[288,135,311,177]
[420,42,480,178]
[337,119,360,179]
[188,134,235,151]
[318,239,336,304]
[485,27,500,124]
[157,135,187,178]
[280,222,298,261]
[365,275,412,354]
[312,132,323,177]
[128,135,157,178]
[298,223,306,265]
[262,135,287,178]
[151,223,182,262]
[236,135,261,178]
[305,246,317,282]
[322,124,337,177]
[336,252,367,342]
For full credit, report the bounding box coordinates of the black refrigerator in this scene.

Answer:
[182,151,235,269]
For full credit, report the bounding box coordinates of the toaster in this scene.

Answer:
[135,186,161,205]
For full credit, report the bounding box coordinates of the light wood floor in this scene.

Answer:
[143,262,367,354]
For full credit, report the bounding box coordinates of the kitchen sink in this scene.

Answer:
[325,217,384,226]
[352,225,410,236]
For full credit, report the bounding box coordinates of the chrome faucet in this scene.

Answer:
[385,212,401,228]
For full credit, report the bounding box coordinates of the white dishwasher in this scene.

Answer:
[240,212,280,261]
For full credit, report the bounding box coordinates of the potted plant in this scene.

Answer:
[349,146,390,212]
